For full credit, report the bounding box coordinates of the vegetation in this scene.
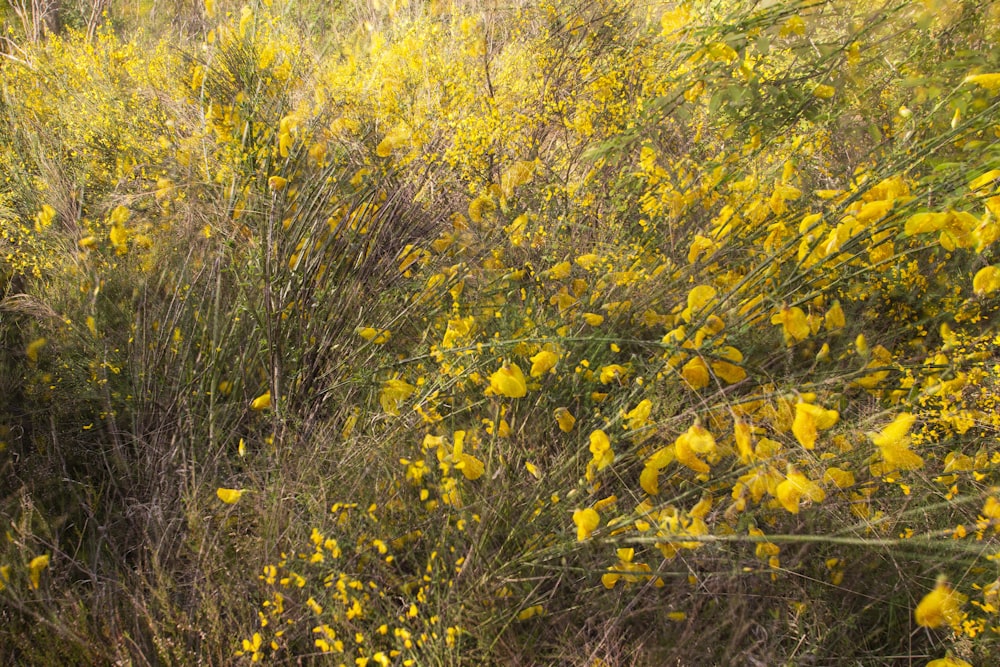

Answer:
[2,0,1000,664]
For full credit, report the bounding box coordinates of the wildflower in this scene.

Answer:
[28,554,50,589]
[681,357,710,390]
[573,508,599,541]
[973,265,1000,295]
[599,364,628,384]
[674,423,716,474]
[914,580,966,631]
[791,401,839,449]
[529,350,559,377]
[380,379,415,414]
[812,84,836,99]
[926,658,972,667]
[453,431,484,480]
[217,488,244,504]
[553,407,575,432]
[250,391,272,411]
[771,306,810,344]
[963,72,1000,92]
[588,430,614,470]
[870,413,923,472]
[776,468,825,514]
[825,301,846,330]
[489,363,527,398]
[25,338,46,363]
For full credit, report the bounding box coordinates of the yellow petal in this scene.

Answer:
[250,391,272,411]
[640,465,661,495]
[217,488,244,504]
[553,407,576,432]
[926,658,973,667]
[681,357,710,390]
[380,379,416,415]
[973,265,1000,295]
[489,363,527,398]
[529,350,559,377]
[572,508,600,541]
[25,337,46,363]
[28,554,50,589]
[964,72,1000,92]
[824,301,845,330]
[674,424,715,474]
[870,413,915,448]
[914,581,966,630]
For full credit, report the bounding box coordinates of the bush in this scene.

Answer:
[2,0,1000,664]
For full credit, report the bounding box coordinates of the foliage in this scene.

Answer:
[3,0,1000,664]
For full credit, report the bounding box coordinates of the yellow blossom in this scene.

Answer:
[792,401,839,449]
[681,356,710,390]
[674,423,716,474]
[926,658,973,667]
[776,468,825,514]
[589,430,614,471]
[914,580,966,630]
[217,488,244,504]
[529,350,559,377]
[553,407,576,432]
[572,508,600,541]
[25,337,46,363]
[489,363,527,398]
[28,554,50,589]
[380,379,415,414]
[250,391,272,411]
[771,306,810,344]
[973,265,1000,295]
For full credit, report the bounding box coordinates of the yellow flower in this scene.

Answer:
[771,306,810,344]
[674,423,716,474]
[553,407,576,432]
[453,431,484,481]
[870,413,924,472]
[812,83,836,99]
[357,327,391,344]
[25,337,46,363]
[529,350,559,377]
[268,175,288,191]
[681,285,716,322]
[599,364,628,384]
[517,604,544,621]
[588,430,614,471]
[582,312,604,326]
[28,554,50,589]
[681,357,710,390]
[914,580,966,630]
[624,399,652,431]
[217,488,244,504]
[926,657,973,667]
[791,401,839,449]
[573,508,600,541]
[380,378,415,414]
[824,301,845,330]
[250,391,272,411]
[489,363,527,398]
[963,72,1000,92]
[776,468,825,514]
[822,467,855,489]
[711,346,746,384]
[973,265,1000,295]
